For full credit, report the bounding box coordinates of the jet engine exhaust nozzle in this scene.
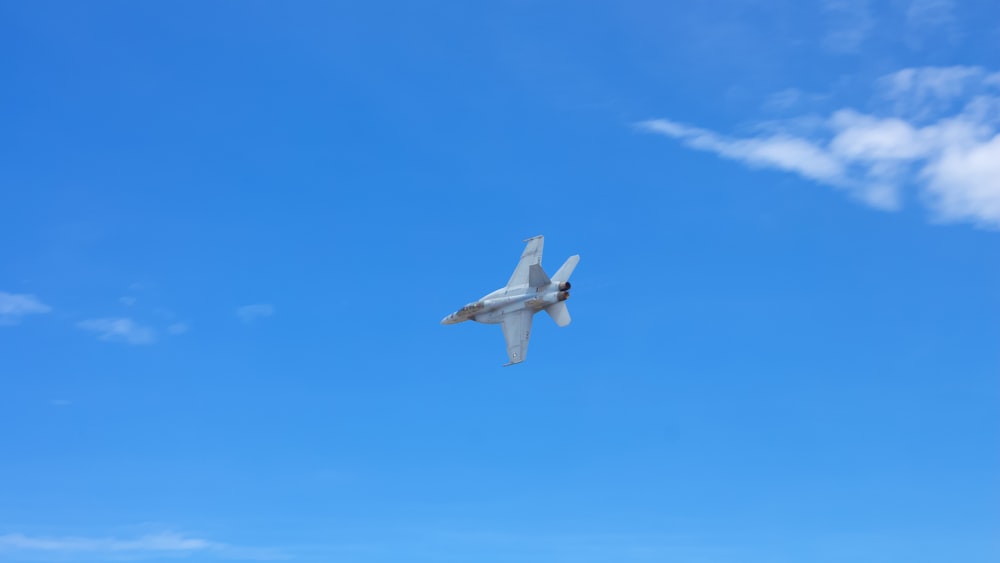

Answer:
[557,291,570,302]
[557,281,571,291]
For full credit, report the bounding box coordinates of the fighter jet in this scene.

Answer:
[441,236,579,365]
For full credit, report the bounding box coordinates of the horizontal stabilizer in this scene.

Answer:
[552,255,579,283]
[545,302,571,327]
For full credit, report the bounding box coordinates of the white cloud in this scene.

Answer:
[638,66,1000,228]
[237,303,275,323]
[77,318,155,345]
[922,134,1000,226]
[640,119,846,184]
[828,110,927,160]
[0,531,287,560]
[0,532,217,553]
[0,292,51,325]
[879,66,999,119]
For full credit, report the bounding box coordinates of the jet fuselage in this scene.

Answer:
[440,282,569,325]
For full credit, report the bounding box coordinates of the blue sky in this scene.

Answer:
[2,1,998,562]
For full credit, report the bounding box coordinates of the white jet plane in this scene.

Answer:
[441,236,580,365]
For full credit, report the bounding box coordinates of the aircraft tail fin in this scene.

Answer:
[551,255,579,283]
[545,302,571,327]
[528,264,550,288]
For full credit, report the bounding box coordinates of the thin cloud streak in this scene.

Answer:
[905,0,959,49]
[0,531,289,560]
[639,119,847,185]
[0,292,51,325]
[0,532,216,552]
[822,0,874,54]
[237,303,275,323]
[638,66,1000,228]
[77,318,155,345]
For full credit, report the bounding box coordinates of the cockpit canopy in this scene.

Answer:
[459,301,485,314]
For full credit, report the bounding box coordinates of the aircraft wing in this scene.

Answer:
[506,236,544,288]
[501,309,533,365]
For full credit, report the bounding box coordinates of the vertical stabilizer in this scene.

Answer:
[506,236,545,288]
[552,255,579,283]
[528,264,551,288]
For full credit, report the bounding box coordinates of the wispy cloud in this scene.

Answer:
[879,66,987,118]
[905,0,959,49]
[77,318,155,345]
[237,303,275,323]
[167,322,189,335]
[822,0,874,54]
[762,88,830,113]
[639,119,847,185]
[0,532,216,553]
[0,292,51,325]
[638,66,1000,228]
[0,531,286,560]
